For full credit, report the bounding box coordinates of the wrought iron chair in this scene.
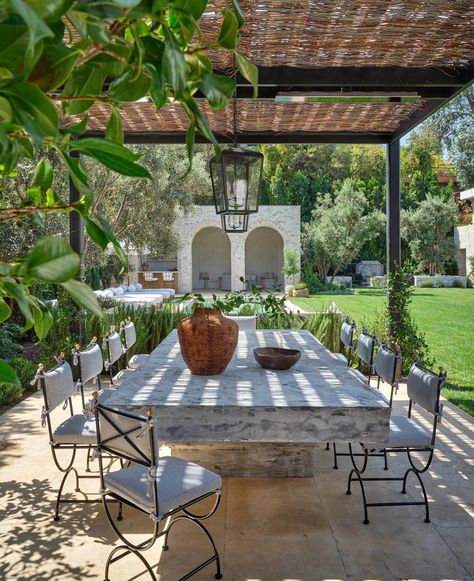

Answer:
[332,342,401,469]
[72,338,103,408]
[120,319,149,369]
[346,361,446,524]
[334,317,356,366]
[33,360,100,521]
[102,327,127,385]
[93,399,223,581]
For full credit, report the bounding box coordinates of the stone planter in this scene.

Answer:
[177,307,238,375]
[293,288,309,297]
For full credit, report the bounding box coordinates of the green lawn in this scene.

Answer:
[291,288,474,416]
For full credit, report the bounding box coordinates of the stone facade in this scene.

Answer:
[413,275,467,288]
[174,205,301,293]
[454,188,474,278]
[355,260,384,280]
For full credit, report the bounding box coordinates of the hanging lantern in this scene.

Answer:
[210,147,263,218]
[221,212,249,233]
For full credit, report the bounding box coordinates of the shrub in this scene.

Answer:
[381,262,432,374]
[437,282,446,288]
[301,264,324,293]
[452,278,464,288]
[420,280,434,288]
[0,323,24,361]
[0,356,37,408]
[294,282,308,290]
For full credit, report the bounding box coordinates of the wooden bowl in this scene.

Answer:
[253,347,301,370]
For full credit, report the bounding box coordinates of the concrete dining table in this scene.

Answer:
[105,329,390,477]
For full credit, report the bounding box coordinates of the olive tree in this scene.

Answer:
[401,195,458,276]
[0,0,257,386]
[303,179,384,284]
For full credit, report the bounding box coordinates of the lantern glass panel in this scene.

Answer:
[210,148,262,215]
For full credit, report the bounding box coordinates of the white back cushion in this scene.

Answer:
[115,287,124,296]
[135,282,143,290]
[128,284,137,292]
[107,332,124,365]
[43,362,75,412]
[123,322,137,350]
[79,343,103,383]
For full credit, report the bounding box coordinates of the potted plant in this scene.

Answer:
[283,248,299,288]
[293,282,309,297]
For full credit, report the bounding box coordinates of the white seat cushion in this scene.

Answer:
[53,414,96,444]
[104,456,222,517]
[128,354,149,369]
[368,415,432,449]
[333,352,348,364]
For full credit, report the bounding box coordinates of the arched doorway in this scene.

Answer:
[192,227,231,290]
[245,226,284,289]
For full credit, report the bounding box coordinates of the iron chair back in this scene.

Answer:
[407,361,446,448]
[339,318,356,365]
[72,339,103,407]
[103,328,125,384]
[374,344,401,407]
[356,331,376,383]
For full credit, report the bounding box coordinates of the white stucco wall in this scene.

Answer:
[174,206,301,293]
[455,224,474,276]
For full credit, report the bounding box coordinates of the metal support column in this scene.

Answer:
[386,140,401,323]
[69,150,84,258]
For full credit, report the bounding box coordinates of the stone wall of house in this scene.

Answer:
[413,275,467,288]
[174,206,301,293]
[454,224,474,277]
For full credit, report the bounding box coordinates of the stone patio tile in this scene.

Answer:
[436,527,474,577]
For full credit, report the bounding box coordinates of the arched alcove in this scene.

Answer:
[245,226,284,289]
[192,226,231,290]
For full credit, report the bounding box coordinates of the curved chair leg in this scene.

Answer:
[402,468,430,523]
[332,443,339,469]
[103,545,157,581]
[162,515,222,579]
[325,442,330,451]
[383,449,389,471]
[86,446,92,473]
[54,467,79,521]
[346,469,370,524]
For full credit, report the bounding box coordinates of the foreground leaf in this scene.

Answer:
[0,359,20,387]
[25,237,80,282]
[61,280,102,317]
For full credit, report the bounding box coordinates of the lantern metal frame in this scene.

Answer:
[221,212,250,233]
[210,91,263,233]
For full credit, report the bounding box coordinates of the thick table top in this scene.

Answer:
[106,330,389,444]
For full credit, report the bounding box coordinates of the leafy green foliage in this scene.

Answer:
[303,178,384,283]
[382,262,432,374]
[401,195,457,275]
[283,248,299,285]
[0,0,255,386]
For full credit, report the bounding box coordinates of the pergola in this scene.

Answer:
[71,0,474,294]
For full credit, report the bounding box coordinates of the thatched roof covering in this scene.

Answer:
[202,0,474,70]
[82,0,474,143]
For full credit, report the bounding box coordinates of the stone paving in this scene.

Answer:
[0,377,473,581]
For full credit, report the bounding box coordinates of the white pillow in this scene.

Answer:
[128,284,137,292]
[114,287,124,296]
[120,283,128,291]
[94,290,106,300]
[135,282,143,290]
[104,287,116,295]
[103,289,114,298]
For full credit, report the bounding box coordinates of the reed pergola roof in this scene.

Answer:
[85,0,474,144]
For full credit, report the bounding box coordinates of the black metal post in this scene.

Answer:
[69,150,84,341]
[386,140,401,325]
[69,150,84,258]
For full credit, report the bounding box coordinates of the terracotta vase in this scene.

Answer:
[177,307,238,375]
